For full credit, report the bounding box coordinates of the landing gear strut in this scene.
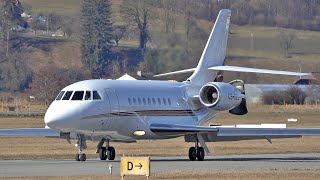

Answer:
[97,139,116,161]
[75,134,87,162]
[188,139,205,161]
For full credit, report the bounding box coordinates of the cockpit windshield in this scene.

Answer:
[93,91,102,100]
[84,91,91,100]
[62,91,73,100]
[55,91,65,100]
[71,91,84,100]
[55,90,102,101]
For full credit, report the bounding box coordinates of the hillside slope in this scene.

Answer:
[18,1,320,84]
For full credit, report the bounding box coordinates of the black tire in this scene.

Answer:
[83,154,87,161]
[76,154,80,161]
[79,153,86,161]
[188,147,197,161]
[99,147,107,160]
[108,147,115,160]
[196,147,205,161]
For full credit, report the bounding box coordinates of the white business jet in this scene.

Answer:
[1,9,320,162]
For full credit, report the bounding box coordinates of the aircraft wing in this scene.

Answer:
[150,123,218,136]
[150,123,320,140]
[0,128,60,137]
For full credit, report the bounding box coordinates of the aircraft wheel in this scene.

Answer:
[99,147,107,160]
[197,147,205,161]
[108,147,116,160]
[79,154,86,161]
[188,147,197,161]
[76,154,80,161]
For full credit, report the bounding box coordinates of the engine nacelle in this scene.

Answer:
[199,82,244,111]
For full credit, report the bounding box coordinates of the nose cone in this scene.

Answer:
[45,102,81,130]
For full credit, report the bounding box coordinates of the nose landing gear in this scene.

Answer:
[97,139,116,161]
[75,134,87,162]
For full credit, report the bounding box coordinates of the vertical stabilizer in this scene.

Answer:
[188,9,231,86]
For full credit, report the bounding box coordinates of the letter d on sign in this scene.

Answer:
[127,162,133,170]
[121,157,150,178]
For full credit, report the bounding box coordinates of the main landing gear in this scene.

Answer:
[97,139,116,161]
[75,134,87,162]
[188,139,205,161]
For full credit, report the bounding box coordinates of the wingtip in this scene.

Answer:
[302,74,316,80]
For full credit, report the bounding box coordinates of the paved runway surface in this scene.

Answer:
[1,153,320,177]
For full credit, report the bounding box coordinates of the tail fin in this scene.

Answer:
[188,9,231,86]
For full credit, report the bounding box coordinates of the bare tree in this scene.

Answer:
[121,0,151,57]
[279,31,296,58]
[112,25,127,46]
[160,0,176,33]
[287,86,306,104]
[30,65,89,105]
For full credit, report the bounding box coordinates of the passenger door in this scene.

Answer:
[105,89,120,125]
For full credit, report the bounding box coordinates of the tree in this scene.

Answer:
[263,86,307,105]
[0,0,24,56]
[279,31,296,58]
[287,86,306,105]
[81,0,114,78]
[30,65,89,105]
[160,0,176,33]
[112,25,127,46]
[0,53,32,92]
[121,0,151,57]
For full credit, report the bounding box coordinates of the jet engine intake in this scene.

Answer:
[199,82,244,111]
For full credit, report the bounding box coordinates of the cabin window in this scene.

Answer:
[163,98,167,106]
[168,98,172,106]
[84,91,91,100]
[55,91,65,100]
[158,98,161,106]
[128,98,132,105]
[143,98,146,106]
[138,98,141,105]
[133,98,137,105]
[152,98,156,106]
[93,91,102,100]
[72,91,84,100]
[148,98,151,105]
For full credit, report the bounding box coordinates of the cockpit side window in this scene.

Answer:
[55,91,65,100]
[93,91,102,100]
[72,91,84,100]
[62,91,73,100]
[84,91,91,100]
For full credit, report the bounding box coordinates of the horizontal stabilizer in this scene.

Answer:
[153,66,314,79]
[209,66,315,79]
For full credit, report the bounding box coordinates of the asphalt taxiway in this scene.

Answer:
[1,153,320,177]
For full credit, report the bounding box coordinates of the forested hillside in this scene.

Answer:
[1,0,320,104]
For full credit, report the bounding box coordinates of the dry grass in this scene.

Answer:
[1,170,320,180]
[1,106,320,160]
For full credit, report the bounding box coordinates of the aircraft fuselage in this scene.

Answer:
[44,79,218,142]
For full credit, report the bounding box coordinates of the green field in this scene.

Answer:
[20,0,80,16]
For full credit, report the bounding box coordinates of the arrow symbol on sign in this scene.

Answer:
[135,163,142,169]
